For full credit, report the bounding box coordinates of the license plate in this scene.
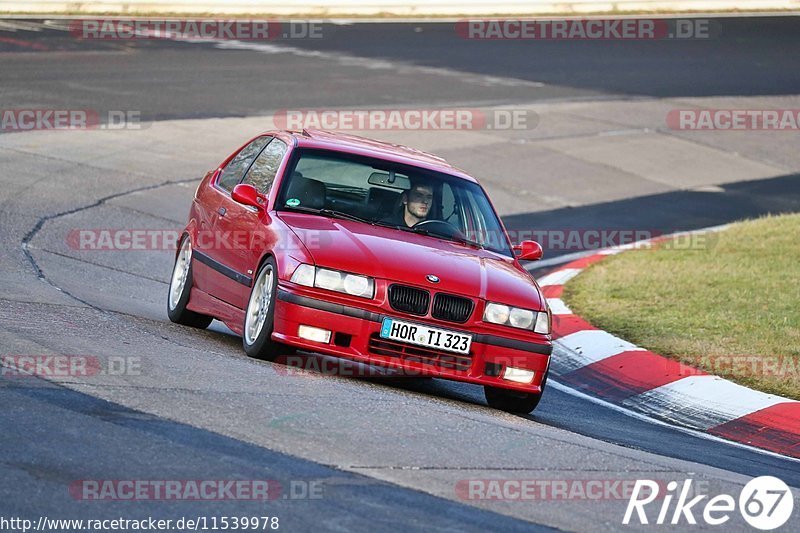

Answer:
[380,318,472,355]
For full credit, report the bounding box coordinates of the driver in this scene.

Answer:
[384,180,434,227]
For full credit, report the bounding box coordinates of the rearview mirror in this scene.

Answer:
[368,171,410,190]
[231,183,263,210]
[513,240,543,261]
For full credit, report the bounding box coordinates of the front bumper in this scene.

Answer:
[272,285,551,394]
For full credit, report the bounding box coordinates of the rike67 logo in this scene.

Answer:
[624,476,794,529]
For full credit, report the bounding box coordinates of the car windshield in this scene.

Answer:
[276,149,513,257]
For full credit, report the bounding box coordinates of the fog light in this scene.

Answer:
[503,367,535,384]
[298,325,331,343]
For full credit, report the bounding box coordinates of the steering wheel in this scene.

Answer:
[412,219,464,239]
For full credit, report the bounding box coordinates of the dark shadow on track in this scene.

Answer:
[1,374,550,532]
[505,173,800,261]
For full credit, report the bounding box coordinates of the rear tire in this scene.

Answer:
[167,236,213,329]
[242,256,288,361]
[484,372,548,414]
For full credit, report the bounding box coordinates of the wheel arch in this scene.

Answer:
[175,220,199,260]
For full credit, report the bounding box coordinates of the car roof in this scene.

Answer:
[272,129,477,183]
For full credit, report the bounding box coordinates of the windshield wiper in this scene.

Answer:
[283,205,374,225]
[405,225,484,250]
[318,208,373,225]
[449,234,485,250]
[370,220,404,230]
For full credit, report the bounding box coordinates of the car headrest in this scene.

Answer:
[285,176,326,210]
[368,187,401,214]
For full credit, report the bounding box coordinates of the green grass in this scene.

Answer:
[563,213,800,400]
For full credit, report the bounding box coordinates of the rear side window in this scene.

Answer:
[217,136,271,191]
[242,138,288,194]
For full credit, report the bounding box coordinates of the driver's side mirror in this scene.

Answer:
[513,240,543,261]
[231,183,264,211]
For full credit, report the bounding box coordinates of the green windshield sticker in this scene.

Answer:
[286,198,300,207]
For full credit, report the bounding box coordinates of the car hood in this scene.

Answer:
[278,212,544,311]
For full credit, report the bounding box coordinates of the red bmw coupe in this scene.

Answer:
[168,129,551,412]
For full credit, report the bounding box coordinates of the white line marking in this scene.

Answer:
[526,249,598,270]
[546,298,571,316]
[548,379,800,465]
[623,375,791,431]
[0,20,46,32]
[554,330,644,374]
[537,268,581,287]
[212,40,545,88]
[43,20,73,31]
[598,127,651,137]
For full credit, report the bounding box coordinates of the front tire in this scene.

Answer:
[167,236,213,329]
[243,256,287,361]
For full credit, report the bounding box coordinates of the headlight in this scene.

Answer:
[533,310,550,335]
[343,274,371,297]
[315,268,342,291]
[509,308,535,329]
[484,303,510,324]
[290,264,315,287]
[290,264,375,299]
[484,302,549,334]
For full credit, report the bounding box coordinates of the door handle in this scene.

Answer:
[218,207,227,217]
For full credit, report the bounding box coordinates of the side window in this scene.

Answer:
[243,138,288,194]
[217,136,271,191]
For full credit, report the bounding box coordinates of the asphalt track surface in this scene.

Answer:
[3,17,800,119]
[1,17,800,532]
